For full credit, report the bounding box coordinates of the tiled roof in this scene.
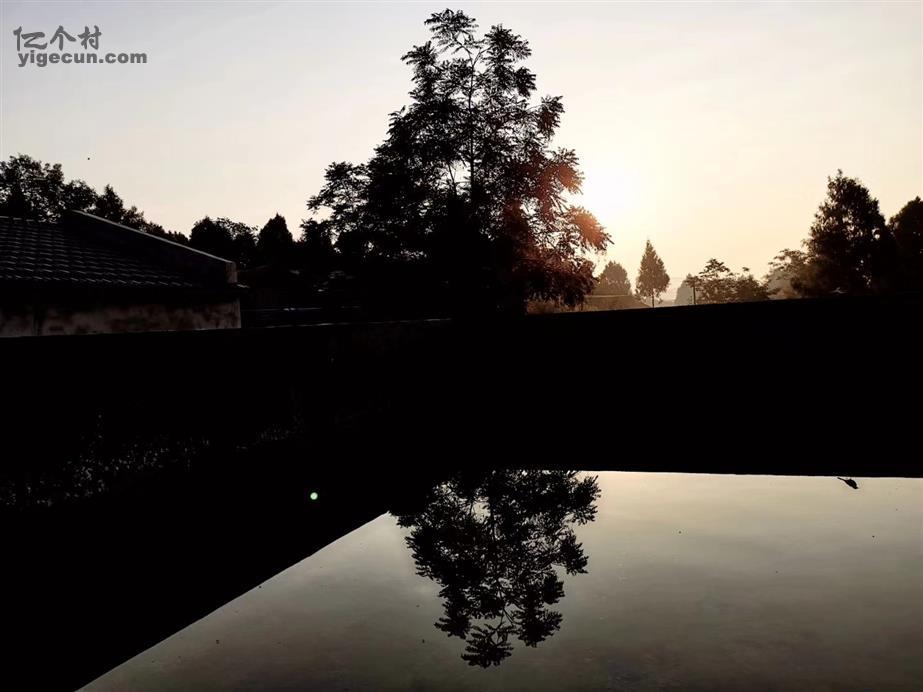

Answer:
[0,216,203,289]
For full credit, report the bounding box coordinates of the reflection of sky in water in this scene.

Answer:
[86,473,923,691]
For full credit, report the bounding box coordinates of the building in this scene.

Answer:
[0,211,240,337]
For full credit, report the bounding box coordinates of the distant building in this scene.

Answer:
[0,211,240,337]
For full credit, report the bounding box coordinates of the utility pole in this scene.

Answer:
[688,276,699,305]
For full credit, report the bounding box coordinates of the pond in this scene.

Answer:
[84,471,923,690]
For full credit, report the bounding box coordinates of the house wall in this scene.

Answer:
[0,305,33,337]
[0,299,240,337]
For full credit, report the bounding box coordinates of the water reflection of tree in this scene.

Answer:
[394,470,600,667]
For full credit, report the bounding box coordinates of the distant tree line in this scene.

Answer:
[0,154,186,243]
[5,153,919,314]
[536,239,670,312]
[686,171,923,303]
[591,170,921,310]
[0,154,301,273]
[681,260,769,305]
[769,171,922,297]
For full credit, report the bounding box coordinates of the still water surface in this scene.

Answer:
[85,472,923,690]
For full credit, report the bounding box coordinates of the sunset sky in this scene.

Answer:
[2,1,920,295]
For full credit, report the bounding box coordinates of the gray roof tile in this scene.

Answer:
[0,216,203,289]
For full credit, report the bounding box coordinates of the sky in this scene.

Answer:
[1,1,921,296]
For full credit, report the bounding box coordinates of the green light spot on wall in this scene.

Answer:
[309,491,319,501]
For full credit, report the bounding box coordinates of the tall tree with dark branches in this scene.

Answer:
[305,9,609,314]
[804,170,896,295]
[257,213,294,266]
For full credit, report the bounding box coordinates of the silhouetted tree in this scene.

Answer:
[91,184,150,229]
[91,185,128,223]
[189,217,233,259]
[635,240,669,307]
[890,197,923,290]
[144,224,189,245]
[733,268,770,302]
[90,185,186,242]
[223,218,258,269]
[306,10,609,314]
[804,170,895,295]
[573,259,644,310]
[0,154,96,220]
[0,154,184,242]
[766,248,813,298]
[696,258,734,304]
[256,213,294,266]
[691,259,769,304]
[394,470,600,667]
[594,261,631,296]
[298,218,338,279]
[189,216,258,266]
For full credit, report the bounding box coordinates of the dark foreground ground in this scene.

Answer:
[2,295,921,689]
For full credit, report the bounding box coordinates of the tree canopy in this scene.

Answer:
[765,248,813,298]
[189,216,261,266]
[394,469,599,667]
[804,170,895,295]
[257,213,295,267]
[768,171,918,299]
[593,261,631,296]
[0,154,185,242]
[0,154,95,221]
[305,9,609,314]
[688,258,769,304]
[890,196,923,290]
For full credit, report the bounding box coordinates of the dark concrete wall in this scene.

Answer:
[2,293,920,485]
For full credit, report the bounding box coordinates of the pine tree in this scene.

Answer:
[635,240,669,307]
